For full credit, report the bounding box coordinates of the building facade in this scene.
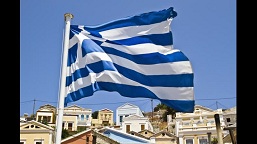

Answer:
[174,105,227,144]
[222,106,237,144]
[122,114,153,133]
[116,103,144,126]
[62,105,92,131]
[92,108,114,127]
[20,120,55,144]
[150,131,178,144]
[36,104,56,127]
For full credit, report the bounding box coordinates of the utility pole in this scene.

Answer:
[151,99,153,122]
[214,114,223,144]
[33,99,36,120]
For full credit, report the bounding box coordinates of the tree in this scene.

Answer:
[61,129,70,139]
[154,103,167,111]
[30,114,36,120]
[92,111,99,119]
[162,108,174,121]
[211,137,218,144]
[153,103,176,122]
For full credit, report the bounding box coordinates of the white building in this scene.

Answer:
[174,105,228,144]
[116,103,144,126]
[122,114,153,133]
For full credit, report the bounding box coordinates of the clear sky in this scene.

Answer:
[20,0,236,118]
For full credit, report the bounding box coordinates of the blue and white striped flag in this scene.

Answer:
[65,7,194,112]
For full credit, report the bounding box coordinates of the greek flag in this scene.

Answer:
[65,7,194,112]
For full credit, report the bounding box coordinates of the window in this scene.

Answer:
[38,116,42,122]
[120,116,123,122]
[226,118,231,122]
[68,123,73,131]
[81,114,84,121]
[42,116,47,122]
[34,139,44,144]
[47,116,51,122]
[186,139,193,144]
[141,124,145,131]
[86,137,89,144]
[126,125,130,133]
[20,140,26,144]
[86,115,89,120]
[199,139,207,144]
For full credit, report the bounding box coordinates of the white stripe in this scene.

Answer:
[99,19,172,40]
[66,70,193,100]
[69,35,79,48]
[101,42,175,55]
[69,33,91,49]
[66,52,113,77]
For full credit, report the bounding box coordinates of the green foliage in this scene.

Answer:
[92,111,99,119]
[61,129,70,139]
[211,137,218,144]
[154,103,167,111]
[42,119,48,125]
[153,103,176,122]
[30,113,36,118]
[77,126,87,132]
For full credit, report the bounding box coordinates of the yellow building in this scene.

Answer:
[62,114,78,131]
[36,104,56,127]
[91,108,114,127]
[20,120,55,144]
[150,131,178,144]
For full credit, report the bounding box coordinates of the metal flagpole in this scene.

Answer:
[55,13,73,144]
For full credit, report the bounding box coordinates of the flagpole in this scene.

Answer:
[55,13,73,144]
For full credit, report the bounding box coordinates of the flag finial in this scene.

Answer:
[64,13,73,21]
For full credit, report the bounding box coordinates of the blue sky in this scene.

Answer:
[20,0,236,118]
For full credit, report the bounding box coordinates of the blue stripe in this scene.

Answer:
[160,99,195,112]
[81,39,104,57]
[65,82,99,106]
[66,61,117,86]
[69,27,81,39]
[107,32,173,46]
[72,7,177,33]
[102,46,189,64]
[65,82,194,112]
